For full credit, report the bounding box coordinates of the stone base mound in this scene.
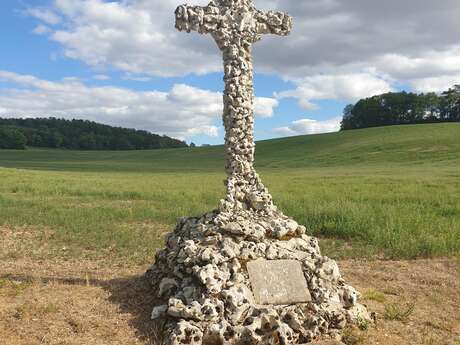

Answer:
[146,210,371,345]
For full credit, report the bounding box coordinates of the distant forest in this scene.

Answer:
[341,85,460,130]
[0,118,188,150]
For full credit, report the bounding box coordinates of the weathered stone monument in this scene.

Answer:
[147,1,371,344]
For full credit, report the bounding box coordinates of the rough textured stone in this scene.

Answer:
[247,259,311,305]
[146,1,371,344]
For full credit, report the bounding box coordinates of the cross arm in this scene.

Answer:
[175,4,223,34]
[255,10,293,36]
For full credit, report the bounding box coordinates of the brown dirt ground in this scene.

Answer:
[0,227,459,345]
[1,259,458,345]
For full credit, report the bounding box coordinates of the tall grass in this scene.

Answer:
[0,123,459,263]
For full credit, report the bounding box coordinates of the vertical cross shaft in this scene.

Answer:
[175,0,292,217]
[220,36,271,218]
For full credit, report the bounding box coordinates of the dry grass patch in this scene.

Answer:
[340,259,460,345]
[342,326,366,345]
[0,275,33,297]
[0,259,161,345]
[0,226,56,260]
[0,258,458,345]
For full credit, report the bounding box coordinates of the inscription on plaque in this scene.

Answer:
[247,259,311,305]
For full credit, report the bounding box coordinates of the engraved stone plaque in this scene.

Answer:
[247,259,311,305]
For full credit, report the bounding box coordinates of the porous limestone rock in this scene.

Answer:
[146,1,371,344]
[147,210,371,344]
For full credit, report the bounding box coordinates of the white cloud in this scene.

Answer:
[25,8,61,25]
[278,73,393,109]
[0,71,219,139]
[62,76,80,82]
[32,25,51,35]
[44,0,221,77]
[255,97,279,118]
[122,74,152,82]
[93,74,110,80]
[374,48,460,93]
[0,71,277,139]
[376,49,460,80]
[24,0,460,113]
[186,126,219,138]
[274,117,342,136]
[254,0,460,78]
[411,75,460,94]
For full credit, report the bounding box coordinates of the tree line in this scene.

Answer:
[0,117,188,150]
[341,85,460,130]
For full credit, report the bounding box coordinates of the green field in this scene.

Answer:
[0,123,459,263]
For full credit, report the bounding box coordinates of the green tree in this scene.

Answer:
[0,117,188,150]
[420,92,441,121]
[0,128,27,149]
[440,85,460,121]
[78,133,97,150]
[340,88,455,130]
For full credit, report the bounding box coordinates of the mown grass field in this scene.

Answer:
[0,123,459,263]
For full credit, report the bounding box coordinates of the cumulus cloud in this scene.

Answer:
[277,72,393,109]
[122,74,152,82]
[0,70,219,139]
[411,75,460,94]
[25,8,61,25]
[24,0,460,107]
[376,48,460,80]
[374,47,460,93]
[93,74,110,80]
[274,117,342,136]
[255,97,279,118]
[0,71,277,139]
[255,0,460,76]
[32,25,51,35]
[43,0,221,77]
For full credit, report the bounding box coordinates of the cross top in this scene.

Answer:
[175,0,292,218]
[175,0,292,47]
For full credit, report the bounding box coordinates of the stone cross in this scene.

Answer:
[175,0,292,218]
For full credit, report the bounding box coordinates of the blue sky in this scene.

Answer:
[1,0,460,144]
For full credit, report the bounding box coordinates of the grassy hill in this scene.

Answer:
[0,123,459,172]
[0,123,459,261]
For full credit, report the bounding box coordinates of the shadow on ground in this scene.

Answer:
[105,274,165,345]
[2,272,165,345]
